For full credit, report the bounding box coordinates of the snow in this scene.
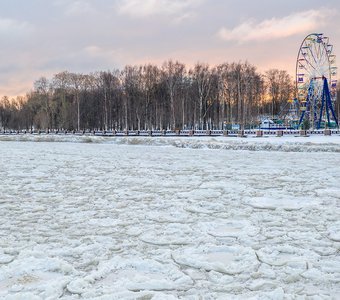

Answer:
[0,136,339,299]
[172,245,259,275]
[1,134,340,153]
[327,221,340,242]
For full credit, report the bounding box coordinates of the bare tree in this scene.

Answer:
[68,73,85,131]
[2,61,295,132]
[162,60,185,129]
[265,69,293,119]
[190,63,214,129]
[34,77,52,129]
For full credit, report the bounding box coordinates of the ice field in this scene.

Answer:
[0,136,339,299]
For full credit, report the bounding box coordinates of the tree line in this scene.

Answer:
[0,61,311,131]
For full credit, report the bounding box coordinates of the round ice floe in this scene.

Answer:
[300,268,324,281]
[88,256,193,292]
[199,219,258,238]
[0,255,76,277]
[256,245,317,269]
[140,235,191,246]
[67,278,89,294]
[327,221,340,242]
[185,200,226,214]
[140,223,193,245]
[315,188,340,199]
[207,270,234,284]
[248,279,279,291]
[88,218,118,227]
[188,188,222,200]
[299,265,340,288]
[216,287,285,300]
[0,253,14,264]
[2,292,42,300]
[172,245,258,275]
[314,256,340,277]
[244,196,318,211]
[144,210,189,224]
[0,254,75,299]
[125,227,142,237]
[0,270,68,299]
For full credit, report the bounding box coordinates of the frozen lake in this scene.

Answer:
[0,137,339,299]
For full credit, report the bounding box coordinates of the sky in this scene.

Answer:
[0,0,339,97]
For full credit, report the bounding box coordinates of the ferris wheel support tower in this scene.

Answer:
[296,33,339,129]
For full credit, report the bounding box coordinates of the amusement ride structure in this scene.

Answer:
[293,33,339,129]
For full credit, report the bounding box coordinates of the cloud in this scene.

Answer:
[65,1,95,16]
[83,45,135,68]
[0,76,34,98]
[217,9,332,43]
[117,0,202,18]
[83,45,118,62]
[0,18,33,37]
[54,0,95,16]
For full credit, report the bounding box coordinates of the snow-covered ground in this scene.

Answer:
[0,136,339,299]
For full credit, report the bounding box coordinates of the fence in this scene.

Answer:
[1,129,340,137]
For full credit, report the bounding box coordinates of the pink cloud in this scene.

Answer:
[218,9,333,43]
[117,0,202,18]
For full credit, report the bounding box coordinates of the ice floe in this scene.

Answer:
[0,139,339,298]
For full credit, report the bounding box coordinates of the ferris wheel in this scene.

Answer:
[296,33,338,129]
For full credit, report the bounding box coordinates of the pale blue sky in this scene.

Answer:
[1,0,339,97]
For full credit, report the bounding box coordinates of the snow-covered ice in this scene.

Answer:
[0,135,339,299]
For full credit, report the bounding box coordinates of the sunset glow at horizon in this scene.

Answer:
[0,0,339,98]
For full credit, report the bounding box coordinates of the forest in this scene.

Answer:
[0,60,338,131]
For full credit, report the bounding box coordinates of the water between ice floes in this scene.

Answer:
[0,139,339,299]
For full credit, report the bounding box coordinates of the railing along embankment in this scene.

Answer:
[0,129,340,137]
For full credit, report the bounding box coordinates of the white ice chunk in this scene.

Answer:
[244,196,319,210]
[327,221,340,242]
[173,245,259,275]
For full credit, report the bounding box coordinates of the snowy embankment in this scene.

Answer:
[0,134,340,152]
[0,139,339,299]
